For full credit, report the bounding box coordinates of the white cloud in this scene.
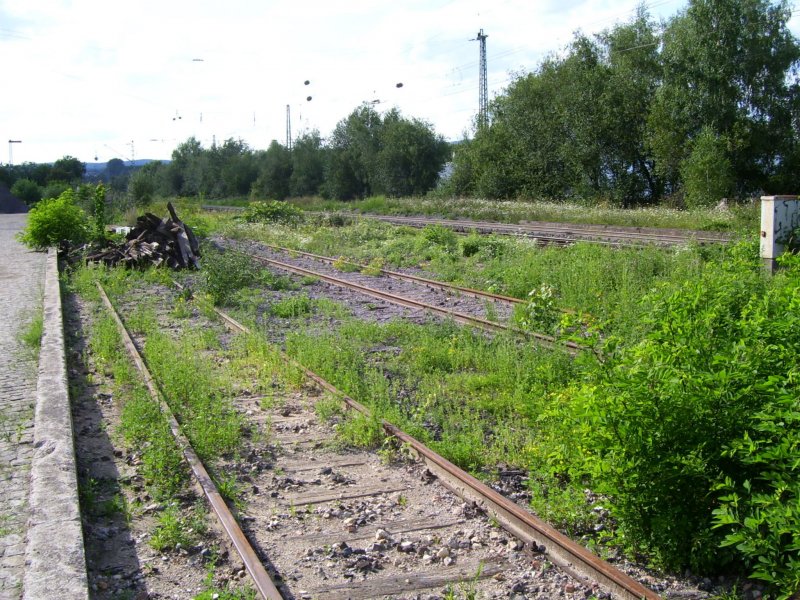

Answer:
[1,0,797,164]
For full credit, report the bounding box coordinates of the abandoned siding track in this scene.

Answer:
[257,244,525,308]
[218,239,584,354]
[202,205,731,246]
[82,276,659,599]
[328,214,732,247]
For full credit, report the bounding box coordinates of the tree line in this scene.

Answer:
[446,0,800,207]
[126,106,450,205]
[0,156,86,204]
[4,0,797,209]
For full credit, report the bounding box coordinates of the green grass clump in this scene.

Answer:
[201,246,261,305]
[226,332,305,393]
[18,310,43,360]
[335,412,384,449]
[150,504,208,552]
[87,311,189,499]
[242,200,303,225]
[286,318,576,474]
[142,329,242,462]
[269,294,313,318]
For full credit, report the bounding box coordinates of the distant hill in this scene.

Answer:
[84,159,167,173]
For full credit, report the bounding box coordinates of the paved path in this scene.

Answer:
[0,215,45,600]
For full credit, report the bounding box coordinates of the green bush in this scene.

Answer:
[421,224,458,251]
[200,247,260,305]
[711,269,800,597]
[545,241,800,593]
[18,189,90,248]
[41,181,70,201]
[10,178,41,204]
[680,127,734,209]
[242,200,303,225]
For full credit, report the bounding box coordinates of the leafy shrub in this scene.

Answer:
[361,256,384,276]
[680,127,734,209]
[201,247,260,305]
[242,200,303,225]
[18,189,90,248]
[421,224,458,252]
[10,178,41,204]
[41,181,70,201]
[332,256,360,272]
[710,272,800,597]
[128,168,156,206]
[460,233,507,258]
[89,184,107,241]
[550,241,800,584]
[514,284,559,333]
[713,390,800,597]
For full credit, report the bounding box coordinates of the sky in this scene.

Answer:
[1,0,798,166]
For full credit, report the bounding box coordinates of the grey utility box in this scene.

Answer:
[760,195,800,272]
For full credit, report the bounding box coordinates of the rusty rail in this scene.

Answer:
[201,203,730,246]
[261,243,524,306]
[243,251,585,354]
[191,291,659,600]
[96,283,283,600]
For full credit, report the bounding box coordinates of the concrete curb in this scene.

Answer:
[23,248,88,600]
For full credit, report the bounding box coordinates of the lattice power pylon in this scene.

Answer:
[476,28,488,128]
[286,104,292,149]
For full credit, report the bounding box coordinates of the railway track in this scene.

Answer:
[92,277,659,600]
[258,243,525,308]
[336,213,732,247]
[201,204,732,247]
[220,240,585,354]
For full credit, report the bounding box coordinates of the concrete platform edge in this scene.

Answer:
[23,248,89,600]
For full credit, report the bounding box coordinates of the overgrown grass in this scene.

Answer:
[88,311,189,499]
[150,504,208,552]
[213,214,731,338]
[18,309,43,360]
[288,195,758,232]
[286,318,577,474]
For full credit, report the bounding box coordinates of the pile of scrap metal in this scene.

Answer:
[86,203,200,269]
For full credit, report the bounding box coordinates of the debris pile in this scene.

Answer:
[86,203,200,269]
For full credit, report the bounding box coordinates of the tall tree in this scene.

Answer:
[49,156,85,183]
[647,0,800,195]
[377,109,450,197]
[324,104,384,200]
[290,131,326,197]
[253,141,292,200]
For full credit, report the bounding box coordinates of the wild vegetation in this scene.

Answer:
[7,1,798,595]
[447,0,799,206]
[204,207,800,598]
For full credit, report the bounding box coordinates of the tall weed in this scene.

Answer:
[545,241,800,589]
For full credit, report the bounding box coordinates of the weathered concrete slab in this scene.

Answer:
[23,248,88,600]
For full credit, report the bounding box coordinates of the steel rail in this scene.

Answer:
[261,243,524,306]
[354,213,730,245]
[191,291,659,600]
[243,251,585,353]
[200,204,729,246]
[96,283,283,600]
[257,243,582,317]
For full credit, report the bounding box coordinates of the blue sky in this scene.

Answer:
[1,0,797,165]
